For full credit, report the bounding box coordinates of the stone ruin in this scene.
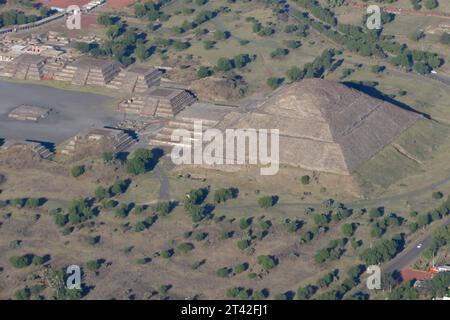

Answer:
[149,79,422,176]
[58,127,136,157]
[0,140,53,159]
[108,64,162,94]
[8,105,51,121]
[118,86,196,119]
[0,53,46,80]
[54,57,121,86]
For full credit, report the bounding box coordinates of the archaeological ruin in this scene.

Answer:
[0,53,46,80]
[108,65,162,94]
[118,86,196,118]
[55,57,121,86]
[8,105,51,121]
[149,79,422,176]
[59,127,136,157]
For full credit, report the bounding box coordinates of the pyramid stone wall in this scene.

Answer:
[54,57,121,86]
[0,54,46,80]
[108,65,162,94]
[216,79,421,175]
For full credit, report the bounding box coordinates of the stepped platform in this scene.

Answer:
[54,57,121,86]
[1,140,53,159]
[148,102,234,147]
[108,65,162,94]
[59,127,136,156]
[8,105,51,121]
[118,87,196,119]
[0,53,46,80]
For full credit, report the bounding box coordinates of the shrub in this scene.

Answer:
[102,152,113,163]
[194,232,208,241]
[15,287,31,300]
[95,186,109,201]
[432,191,444,200]
[259,220,272,230]
[257,255,278,270]
[115,204,131,218]
[71,165,85,177]
[154,201,173,216]
[369,207,384,219]
[258,195,277,209]
[134,221,147,232]
[161,249,174,259]
[226,287,241,298]
[54,213,68,227]
[300,175,310,185]
[177,242,195,253]
[214,187,238,203]
[234,263,248,274]
[110,179,128,196]
[197,66,213,78]
[86,259,101,271]
[86,235,100,245]
[203,40,215,50]
[10,255,33,268]
[286,40,301,49]
[219,231,233,240]
[371,65,385,73]
[239,217,252,230]
[216,267,231,278]
[266,77,283,90]
[25,198,40,209]
[32,255,44,266]
[237,239,250,250]
[341,223,356,237]
[191,259,206,270]
[159,284,172,294]
[126,148,157,175]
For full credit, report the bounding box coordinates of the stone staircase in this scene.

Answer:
[108,67,162,94]
[149,117,218,148]
[72,68,90,86]
[153,91,196,118]
[31,142,54,159]
[59,127,136,156]
[14,63,29,79]
[117,96,158,118]
[1,140,54,159]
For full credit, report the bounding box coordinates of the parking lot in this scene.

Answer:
[0,80,123,144]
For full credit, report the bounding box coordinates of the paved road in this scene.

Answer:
[348,214,450,296]
[429,73,450,86]
[384,215,450,274]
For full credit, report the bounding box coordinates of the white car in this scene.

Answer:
[431,70,437,74]
[417,243,422,249]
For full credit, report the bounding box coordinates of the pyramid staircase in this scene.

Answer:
[72,68,90,86]
[153,91,196,118]
[149,117,219,148]
[31,142,54,159]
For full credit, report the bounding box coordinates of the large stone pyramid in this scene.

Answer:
[217,79,421,175]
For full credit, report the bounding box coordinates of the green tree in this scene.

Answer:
[71,165,85,177]
[215,57,233,72]
[258,195,277,209]
[257,255,278,270]
[135,43,149,61]
[197,66,212,78]
[300,175,310,185]
[424,0,439,10]
[342,223,356,237]
[266,77,283,90]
